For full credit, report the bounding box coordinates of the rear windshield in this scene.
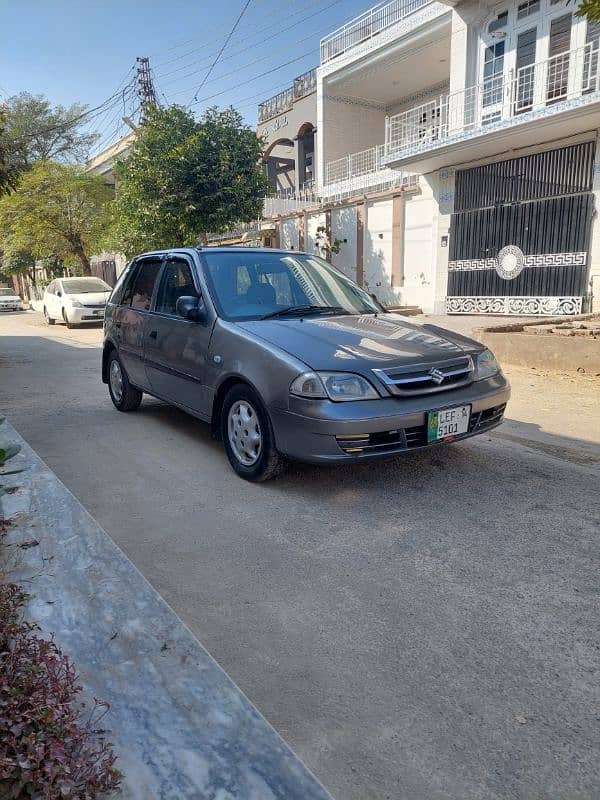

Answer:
[0,288,16,296]
[62,279,111,294]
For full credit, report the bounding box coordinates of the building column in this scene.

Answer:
[356,201,365,285]
[325,208,332,263]
[298,212,306,251]
[391,193,404,287]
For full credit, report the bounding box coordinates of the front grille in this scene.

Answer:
[373,356,474,397]
[336,403,506,455]
[83,303,106,309]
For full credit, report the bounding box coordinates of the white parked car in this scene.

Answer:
[0,287,23,312]
[43,277,112,328]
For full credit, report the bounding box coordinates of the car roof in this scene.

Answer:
[135,246,307,259]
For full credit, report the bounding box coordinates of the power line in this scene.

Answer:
[154,0,325,73]
[189,50,314,107]
[188,0,253,106]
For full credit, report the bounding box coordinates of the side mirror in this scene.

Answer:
[56,290,62,297]
[176,295,207,323]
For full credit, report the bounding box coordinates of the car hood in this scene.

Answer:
[0,294,20,301]
[237,313,482,371]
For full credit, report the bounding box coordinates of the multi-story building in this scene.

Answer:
[257,68,318,216]
[261,0,600,314]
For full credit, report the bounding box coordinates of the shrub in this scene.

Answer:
[0,581,121,799]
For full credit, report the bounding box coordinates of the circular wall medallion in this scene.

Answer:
[496,245,524,280]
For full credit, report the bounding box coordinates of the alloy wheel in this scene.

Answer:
[109,359,124,404]
[227,400,262,466]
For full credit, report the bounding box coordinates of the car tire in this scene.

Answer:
[62,309,75,329]
[44,307,55,325]
[221,384,285,482]
[107,351,142,412]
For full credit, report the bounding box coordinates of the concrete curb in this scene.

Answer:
[0,420,334,800]
[475,327,600,374]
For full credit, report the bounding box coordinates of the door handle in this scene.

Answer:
[149,330,158,339]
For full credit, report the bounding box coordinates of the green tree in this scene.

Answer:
[3,92,99,173]
[0,107,18,195]
[577,0,600,21]
[0,162,111,275]
[108,105,268,256]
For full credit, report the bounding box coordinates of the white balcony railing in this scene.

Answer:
[385,38,600,160]
[320,0,434,64]
[323,144,417,199]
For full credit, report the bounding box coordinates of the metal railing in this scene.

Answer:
[385,38,600,159]
[258,68,317,124]
[320,0,434,64]
[323,143,417,197]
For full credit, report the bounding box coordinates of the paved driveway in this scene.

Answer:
[1,310,599,800]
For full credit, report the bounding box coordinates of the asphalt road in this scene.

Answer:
[1,310,599,800]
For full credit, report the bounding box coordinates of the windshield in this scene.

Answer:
[62,279,111,294]
[0,288,17,296]
[201,251,380,321]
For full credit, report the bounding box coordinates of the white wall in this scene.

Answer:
[364,198,396,304]
[280,217,300,251]
[403,179,438,312]
[321,94,386,174]
[331,205,358,280]
[306,211,327,256]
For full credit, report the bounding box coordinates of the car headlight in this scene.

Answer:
[69,300,83,308]
[475,349,499,380]
[290,371,379,401]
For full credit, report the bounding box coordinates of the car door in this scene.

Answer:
[143,254,215,418]
[115,257,163,390]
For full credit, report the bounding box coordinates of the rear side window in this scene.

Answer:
[129,260,162,310]
[155,259,196,315]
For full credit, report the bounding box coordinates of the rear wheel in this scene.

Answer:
[107,352,142,412]
[221,385,285,482]
[44,307,55,325]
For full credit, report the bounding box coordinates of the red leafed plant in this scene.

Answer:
[0,581,122,799]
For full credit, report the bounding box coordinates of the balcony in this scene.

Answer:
[323,144,417,200]
[258,68,317,124]
[384,38,600,172]
[263,187,318,217]
[320,0,437,65]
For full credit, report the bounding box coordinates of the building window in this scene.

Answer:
[488,11,508,34]
[482,41,505,108]
[517,0,540,19]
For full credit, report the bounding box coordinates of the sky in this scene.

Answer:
[0,0,370,155]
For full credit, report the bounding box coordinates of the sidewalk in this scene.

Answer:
[0,419,333,800]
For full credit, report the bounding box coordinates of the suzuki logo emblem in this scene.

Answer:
[429,368,445,385]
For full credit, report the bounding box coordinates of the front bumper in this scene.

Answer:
[269,374,510,463]
[67,307,105,323]
[0,303,21,311]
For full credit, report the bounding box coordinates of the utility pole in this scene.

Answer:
[135,57,158,119]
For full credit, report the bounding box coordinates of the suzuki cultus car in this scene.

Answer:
[102,248,510,481]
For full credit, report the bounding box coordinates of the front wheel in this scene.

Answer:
[44,307,55,325]
[221,385,285,482]
[107,352,142,412]
[62,309,75,329]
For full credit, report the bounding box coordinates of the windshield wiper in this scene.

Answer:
[261,305,349,320]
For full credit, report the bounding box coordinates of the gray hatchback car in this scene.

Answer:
[103,247,510,481]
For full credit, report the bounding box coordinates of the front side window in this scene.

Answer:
[129,260,162,311]
[155,259,196,315]
[201,251,380,321]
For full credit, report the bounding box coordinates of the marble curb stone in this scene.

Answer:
[0,420,334,800]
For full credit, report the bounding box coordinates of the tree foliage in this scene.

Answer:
[2,92,99,173]
[0,108,18,196]
[108,105,269,256]
[577,0,600,21]
[0,163,111,276]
